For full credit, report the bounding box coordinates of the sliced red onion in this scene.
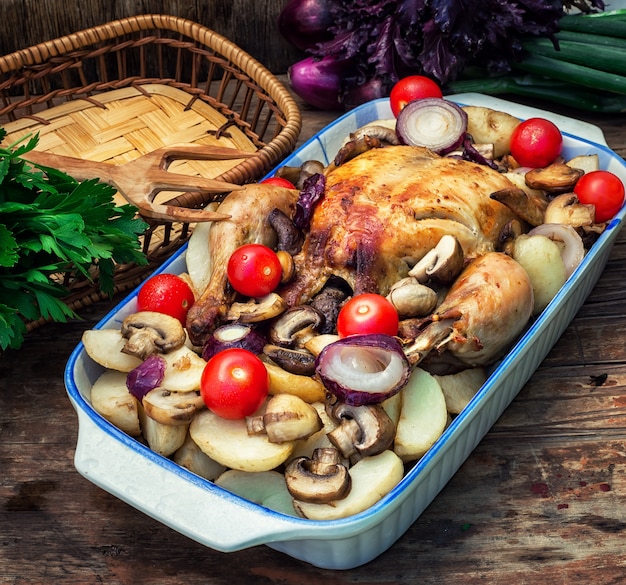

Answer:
[126,355,166,400]
[202,324,266,361]
[315,334,410,406]
[396,98,468,155]
[528,223,585,278]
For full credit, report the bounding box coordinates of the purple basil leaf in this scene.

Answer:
[293,173,326,230]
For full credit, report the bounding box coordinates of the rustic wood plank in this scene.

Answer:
[0,0,303,74]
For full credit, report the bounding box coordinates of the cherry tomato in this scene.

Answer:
[137,273,195,324]
[260,176,297,189]
[336,293,399,337]
[509,117,562,168]
[574,170,625,223]
[227,244,282,298]
[389,75,443,118]
[200,348,269,419]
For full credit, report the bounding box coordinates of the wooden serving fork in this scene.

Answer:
[24,143,253,222]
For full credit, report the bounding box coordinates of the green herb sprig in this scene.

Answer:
[0,128,148,350]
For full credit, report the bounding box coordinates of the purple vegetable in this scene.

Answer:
[396,98,467,154]
[278,0,334,52]
[343,77,389,109]
[126,355,166,400]
[302,0,604,106]
[460,135,498,170]
[288,56,350,111]
[293,173,326,230]
[315,334,410,406]
[202,324,266,361]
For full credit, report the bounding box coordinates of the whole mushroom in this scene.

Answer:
[121,311,186,360]
[326,402,396,461]
[284,447,351,504]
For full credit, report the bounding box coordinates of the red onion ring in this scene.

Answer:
[315,334,410,406]
[396,98,468,155]
[528,223,585,278]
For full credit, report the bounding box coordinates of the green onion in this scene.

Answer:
[444,75,626,113]
[512,54,626,96]
[555,29,626,49]
[522,38,626,76]
[559,11,626,37]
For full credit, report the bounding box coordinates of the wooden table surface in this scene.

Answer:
[2,91,626,584]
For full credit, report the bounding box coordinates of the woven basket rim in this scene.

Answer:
[0,14,302,182]
[3,15,303,331]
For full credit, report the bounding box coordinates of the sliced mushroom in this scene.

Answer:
[496,218,525,254]
[121,311,186,360]
[491,185,547,227]
[326,402,396,461]
[525,162,584,194]
[284,447,351,504]
[276,250,296,283]
[268,305,325,348]
[292,450,404,520]
[263,344,316,376]
[408,234,465,285]
[142,388,205,426]
[246,393,322,443]
[226,293,287,323]
[386,277,438,318]
[544,193,595,228]
[268,208,304,256]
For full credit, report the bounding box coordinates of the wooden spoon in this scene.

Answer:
[25,144,254,222]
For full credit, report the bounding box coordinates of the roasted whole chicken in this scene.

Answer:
[186,144,531,370]
[280,145,518,307]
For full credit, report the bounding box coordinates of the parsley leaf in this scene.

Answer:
[0,132,149,350]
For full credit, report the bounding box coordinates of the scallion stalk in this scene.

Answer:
[512,54,626,96]
[559,12,626,37]
[445,75,626,113]
[522,38,626,75]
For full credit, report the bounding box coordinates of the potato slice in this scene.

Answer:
[293,450,404,520]
[290,401,338,460]
[394,367,448,462]
[567,154,600,174]
[185,221,214,296]
[138,404,187,457]
[462,105,520,158]
[263,360,326,403]
[215,469,297,516]
[90,370,141,436]
[82,329,142,372]
[173,434,226,480]
[161,346,207,392]
[512,234,567,315]
[189,409,294,472]
[434,367,488,415]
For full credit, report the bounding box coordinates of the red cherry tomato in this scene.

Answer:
[336,293,399,337]
[200,348,269,420]
[260,177,297,189]
[227,244,283,298]
[389,75,443,118]
[509,117,563,168]
[574,170,625,223]
[137,273,195,324]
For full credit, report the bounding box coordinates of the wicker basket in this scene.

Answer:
[0,14,301,329]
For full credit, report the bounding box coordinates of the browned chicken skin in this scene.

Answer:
[399,252,534,373]
[187,145,527,350]
[280,146,519,306]
[186,183,299,345]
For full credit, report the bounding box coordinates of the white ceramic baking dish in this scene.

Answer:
[64,94,626,570]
